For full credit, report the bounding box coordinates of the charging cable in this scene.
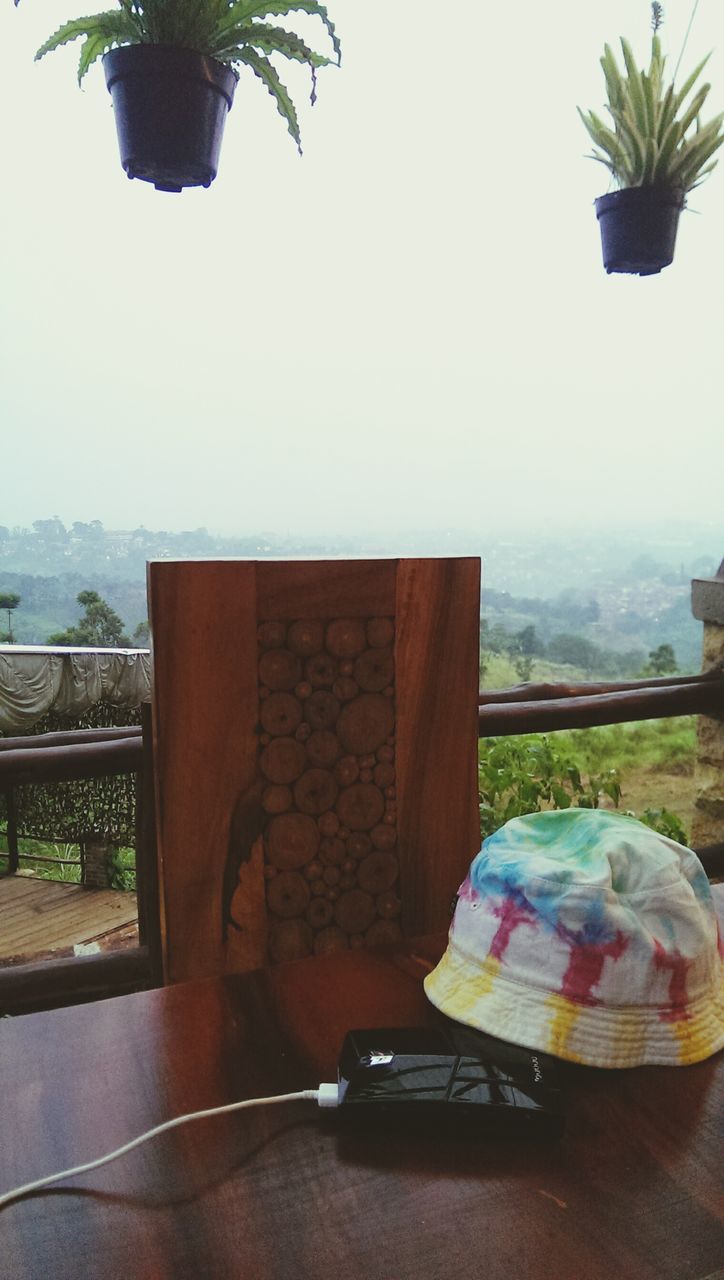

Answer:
[0,1084,339,1211]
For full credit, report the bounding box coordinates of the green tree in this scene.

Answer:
[548,633,600,674]
[516,625,540,657]
[32,517,67,542]
[0,592,21,643]
[643,644,678,677]
[513,654,534,682]
[487,622,515,655]
[47,590,131,647]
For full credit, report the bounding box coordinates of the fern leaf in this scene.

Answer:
[35,12,128,59]
[221,0,340,64]
[77,30,119,79]
[218,22,331,66]
[35,10,139,79]
[237,46,302,151]
[214,23,332,103]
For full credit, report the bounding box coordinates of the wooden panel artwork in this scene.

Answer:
[148,559,480,984]
[257,612,399,964]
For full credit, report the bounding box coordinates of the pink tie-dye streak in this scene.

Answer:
[559,932,628,1006]
[653,940,693,1023]
[489,897,539,960]
[456,877,478,905]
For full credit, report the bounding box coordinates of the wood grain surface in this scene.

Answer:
[0,878,137,961]
[148,558,481,984]
[395,558,481,936]
[1,921,722,1280]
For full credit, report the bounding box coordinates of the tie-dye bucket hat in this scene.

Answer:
[424,809,723,1068]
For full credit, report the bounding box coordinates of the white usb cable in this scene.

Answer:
[0,1084,339,1211]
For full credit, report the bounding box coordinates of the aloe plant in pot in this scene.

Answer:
[22,0,341,192]
[578,5,724,274]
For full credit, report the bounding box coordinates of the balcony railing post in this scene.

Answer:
[80,837,114,889]
[4,787,19,873]
[691,560,724,850]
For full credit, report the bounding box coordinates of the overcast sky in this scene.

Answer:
[1,1,723,541]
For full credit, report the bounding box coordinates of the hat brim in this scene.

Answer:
[424,941,724,1069]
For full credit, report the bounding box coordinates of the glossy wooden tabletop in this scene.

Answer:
[1,926,722,1280]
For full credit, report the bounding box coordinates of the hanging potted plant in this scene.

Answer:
[21,0,340,192]
[578,4,724,274]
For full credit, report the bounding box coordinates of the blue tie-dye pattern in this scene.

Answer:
[469,862,619,947]
[468,810,645,947]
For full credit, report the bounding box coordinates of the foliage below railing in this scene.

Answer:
[479,734,689,845]
[0,701,140,847]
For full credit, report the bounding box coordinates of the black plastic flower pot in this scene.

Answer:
[103,45,237,193]
[594,186,684,275]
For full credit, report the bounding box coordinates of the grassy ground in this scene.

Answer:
[481,654,698,835]
[481,654,587,688]
[549,718,696,834]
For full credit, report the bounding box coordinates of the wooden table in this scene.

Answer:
[1,929,722,1280]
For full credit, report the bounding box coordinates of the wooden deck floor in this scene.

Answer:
[0,874,138,966]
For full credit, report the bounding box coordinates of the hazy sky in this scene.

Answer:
[2,1,723,540]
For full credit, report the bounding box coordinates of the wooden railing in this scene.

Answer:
[0,726,142,875]
[478,671,724,734]
[1,672,723,1011]
[0,707,159,1013]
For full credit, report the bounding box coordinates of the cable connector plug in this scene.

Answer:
[316,1083,340,1108]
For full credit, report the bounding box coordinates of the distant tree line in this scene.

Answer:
[0,590,147,648]
[481,619,677,682]
[0,593,21,643]
[47,591,148,647]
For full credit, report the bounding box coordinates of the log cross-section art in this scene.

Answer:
[148,558,481,984]
[257,614,400,963]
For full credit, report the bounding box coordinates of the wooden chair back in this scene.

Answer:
[148,557,481,983]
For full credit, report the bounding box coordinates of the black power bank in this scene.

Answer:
[336,1026,565,1138]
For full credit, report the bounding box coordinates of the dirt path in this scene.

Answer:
[601,765,695,836]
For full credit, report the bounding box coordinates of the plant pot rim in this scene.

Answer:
[594,185,686,213]
[103,43,238,104]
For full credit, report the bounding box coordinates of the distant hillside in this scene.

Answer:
[0,572,148,646]
[0,517,720,666]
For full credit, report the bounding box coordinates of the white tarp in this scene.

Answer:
[0,647,151,734]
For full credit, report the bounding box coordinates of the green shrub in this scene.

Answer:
[478,733,689,845]
[478,735,622,841]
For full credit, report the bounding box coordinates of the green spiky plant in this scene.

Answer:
[27,0,341,153]
[578,16,724,196]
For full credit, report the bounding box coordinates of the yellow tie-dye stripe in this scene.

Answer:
[428,952,501,1022]
[667,1010,719,1064]
[544,993,584,1062]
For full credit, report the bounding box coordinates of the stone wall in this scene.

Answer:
[691,561,724,849]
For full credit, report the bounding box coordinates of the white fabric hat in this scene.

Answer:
[424,809,724,1068]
